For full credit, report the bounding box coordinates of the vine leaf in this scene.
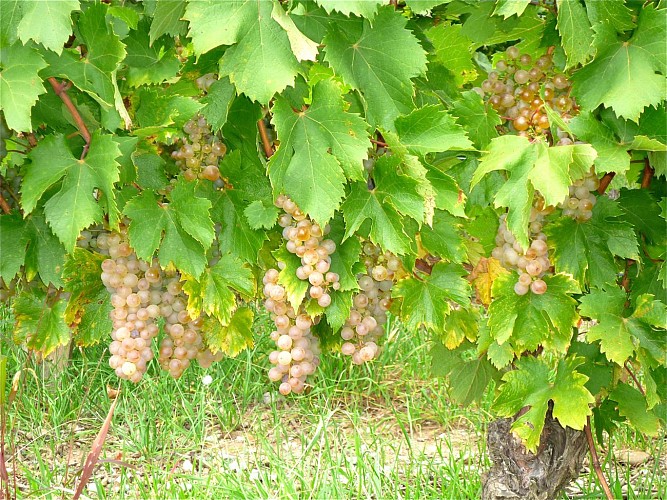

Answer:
[493,356,595,453]
[579,288,666,366]
[202,306,254,357]
[470,257,509,306]
[273,246,308,312]
[556,0,595,68]
[571,4,666,122]
[123,180,213,278]
[200,77,236,132]
[314,0,382,18]
[451,90,501,150]
[16,0,78,54]
[394,105,473,156]
[41,3,129,126]
[269,79,370,226]
[0,42,47,132]
[419,210,466,263]
[610,383,660,435]
[324,6,427,129]
[182,253,255,327]
[124,19,180,87]
[471,136,596,250]
[23,132,121,251]
[62,249,112,346]
[184,0,301,103]
[488,273,580,362]
[547,197,639,288]
[244,200,279,230]
[393,262,470,331]
[493,0,531,19]
[149,0,187,44]
[431,340,498,405]
[427,22,477,85]
[13,288,70,357]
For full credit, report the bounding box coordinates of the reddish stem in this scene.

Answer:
[597,172,615,194]
[585,417,614,500]
[369,138,388,147]
[47,77,91,159]
[257,119,274,158]
[641,158,654,189]
[0,193,10,214]
[625,361,646,396]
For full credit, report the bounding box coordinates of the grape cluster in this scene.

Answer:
[491,205,551,296]
[0,166,21,210]
[559,169,599,222]
[476,45,577,138]
[171,115,227,184]
[275,195,341,307]
[340,242,399,364]
[195,73,217,92]
[98,226,221,382]
[262,269,321,395]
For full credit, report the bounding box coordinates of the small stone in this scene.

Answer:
[616,450,650,466]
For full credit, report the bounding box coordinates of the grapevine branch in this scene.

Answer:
[597,172,615,194]
[625,361,646,396]
[47,77,92,159]
[585,417,614,500]
[641,157,654,189]
[0,189,10,214]
[257,119,274,158]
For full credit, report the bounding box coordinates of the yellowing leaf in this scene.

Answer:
[471,257,508,306]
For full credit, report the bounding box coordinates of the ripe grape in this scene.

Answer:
[171,115,227,186]
[559,169,599,222]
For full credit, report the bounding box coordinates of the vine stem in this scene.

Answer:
[47,77,92,159]
[257,119,274,158]
[625,361,646,396]
[369,138,388,147]
[641,157,654,188]
[585,417,614,500]
[597,172,615,194]
[0,191,10,214]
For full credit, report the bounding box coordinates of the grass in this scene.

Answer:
[1,305,665,499]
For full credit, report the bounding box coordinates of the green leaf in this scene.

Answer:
[393,262,470,331]
[273,246,308,312]
[23,212,66,287]
[209,189,267,264]
[133,151,168,190]
[427,22,477,85]
[203,306,254,357]
[62,249,112,346]
[547,197,639,288]
[323,7,427,129]
[200,77,236,132]
[13,288,69,357]
[341,182,412,256]
[571,4,666,122]
[324,290,353,332]
[419,210,465,263]
[450,90,501,150]
[124,20,180,87]
[567,111,631,175]
[617,188,666,245]
[585,0,634,33]
[432,341,497,405]
[610,383,660,435]
[268,79,370,225]
[23,132,121,251]
[182,253,255,326]
[493,0,531,19]
[16,0,78,54]
[327,221,365,291]
[556,0,595,68]
[184,0,300,103]
[41,3,128,126]
[149,0,187,44]
[314,0,382,18]
[394,105,472,156]
[472,136,596,249]
[0,0,23,46]
[579,287,666,366]
[0,43,47,132]
[0,212,28,283]
[123,181,213,277]
[244,200,279,230]
[488,273,580,356]
[494,356,594,452]
[424,164,467,217]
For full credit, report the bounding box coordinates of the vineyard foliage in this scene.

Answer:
[0,0,666,450]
